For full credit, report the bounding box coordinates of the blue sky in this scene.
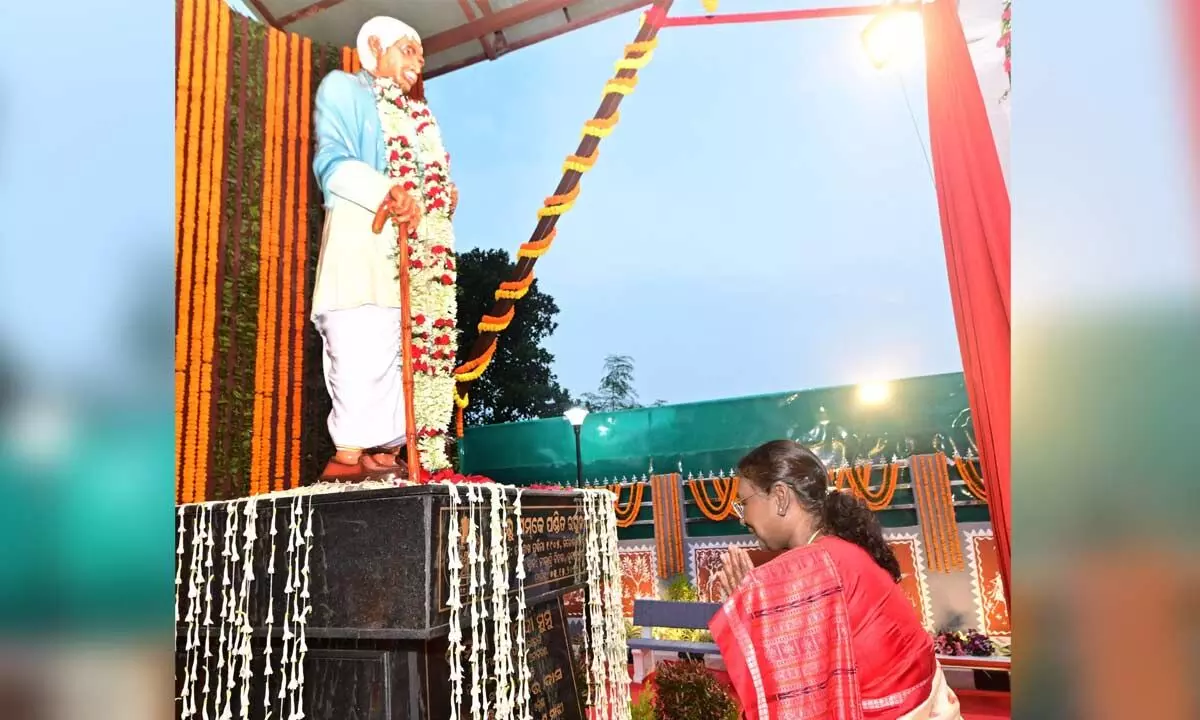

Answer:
[216,0,959,404]
[423,1,961,403]
[1,0,1192,406]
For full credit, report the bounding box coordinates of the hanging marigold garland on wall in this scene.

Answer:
[910,453,965,573]
[650,473,685,579]
[687,474,739,521]
[608,480,645,528]
[953,456,989,503]
[843,462,900,511]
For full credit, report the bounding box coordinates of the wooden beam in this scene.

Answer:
[424,0,588,55]
[424,0,652,79]
[276,0,351,28]
[659,3,918,27]
[244,0,279,27]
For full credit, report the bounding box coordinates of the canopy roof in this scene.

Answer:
[242,0,654,78]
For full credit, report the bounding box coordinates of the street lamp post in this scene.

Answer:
[563,407,589,488]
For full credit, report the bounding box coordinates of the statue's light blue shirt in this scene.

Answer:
[312,70,387,209]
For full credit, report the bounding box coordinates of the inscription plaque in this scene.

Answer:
[434,500,588,614]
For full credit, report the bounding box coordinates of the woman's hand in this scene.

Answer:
[449,183,459,216]
[714,546,755,599]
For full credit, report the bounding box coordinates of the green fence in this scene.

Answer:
[461,371,991,529]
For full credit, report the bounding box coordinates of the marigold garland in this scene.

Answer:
[911,454,964,573]
[478,306,515,333]
[934,456,965,570]
[954,456,989,503]
[651,473,685,579]
[516,228,556,259]
[562,149,599,174]
[610,481,644,528]
[451,30,661,428]
[845,463,900,511]
[536,183,582,218]
[453,339,496,383]
[687,475,739,521]
[494,273,534,300]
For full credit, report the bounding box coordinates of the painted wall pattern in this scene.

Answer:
[964,528,1011,637]
[884,531,936,631]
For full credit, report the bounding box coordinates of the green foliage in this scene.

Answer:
[630,688,657,720]
[651,626,712,643]
[664,574,699,602]
[652,660,738,720]
[653,576,711,641]
[582,354,642,411]
[455,248,575,425]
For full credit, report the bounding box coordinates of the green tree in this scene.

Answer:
[455,248,575,425]
[582,354,642,412]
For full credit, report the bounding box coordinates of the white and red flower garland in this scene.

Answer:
[373,78,457,470]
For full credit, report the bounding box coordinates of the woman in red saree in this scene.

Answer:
[710,440,961,720]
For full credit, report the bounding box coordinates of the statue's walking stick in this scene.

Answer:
[374,204,421,480]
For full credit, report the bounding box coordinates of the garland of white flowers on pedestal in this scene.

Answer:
[439,485,629,720]
[175,495,313,720]
[581,488,630,720]
[373,78,458,472]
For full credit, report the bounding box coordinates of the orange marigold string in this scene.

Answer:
[954,456,988,502]
[846,463,899,511]
[478,306,515,333]
[186,0,218,504]
[517,227,556,259]
[495,272,534,300]
[688,475,738,522]
[934,455,965,570]
[194,0,231,503]
[612,481,644,528]
[290,35,313,490]
[273,30,298,494]
[175,0,200,503]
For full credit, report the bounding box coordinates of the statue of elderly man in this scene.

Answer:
[311,16,460,482]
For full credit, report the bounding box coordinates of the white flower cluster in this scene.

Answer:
[582,489,631,720]
[373,79,458,471]
[174,496,313,720]
[443,483,535,720]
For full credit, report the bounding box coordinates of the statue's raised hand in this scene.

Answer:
[371,186,424,234]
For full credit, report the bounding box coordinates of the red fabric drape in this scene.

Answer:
[922,0,1011,603]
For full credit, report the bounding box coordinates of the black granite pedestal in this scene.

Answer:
[175,485,589,720]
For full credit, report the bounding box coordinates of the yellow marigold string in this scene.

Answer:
[453,339,497,382]
[517,228,556,259]
[478,306,515,333]
[495,272,534,300]
[614,52,654,71]
[454,388,469,409]
[563,149,599,174]
[581,112,619,139]
[602,76,638,97]
[536,184,581,218]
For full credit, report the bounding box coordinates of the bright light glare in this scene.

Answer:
[861,11,925,70]
[857,382,891,405]
[563,406,589,427]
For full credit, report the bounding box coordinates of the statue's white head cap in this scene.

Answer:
[356,16,422,74]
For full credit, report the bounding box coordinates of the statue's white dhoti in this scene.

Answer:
[315,305,406,451]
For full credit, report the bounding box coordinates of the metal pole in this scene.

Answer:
[573,425,584,488]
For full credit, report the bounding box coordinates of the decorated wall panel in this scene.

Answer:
[175,0,359,502]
